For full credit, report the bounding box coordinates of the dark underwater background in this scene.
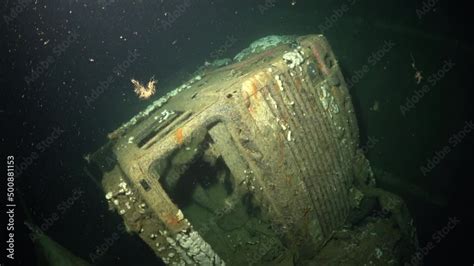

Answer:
[1,0,472,265]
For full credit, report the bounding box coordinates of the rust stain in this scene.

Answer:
[310,44,329,76]
[294,77,302,91]
[251,80,258,99]
[175,128,184,145]
[242,91,252,113]
[242,78,261,113]
[164,212,184,231]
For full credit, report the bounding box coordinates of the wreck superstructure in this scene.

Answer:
[86,34,417,265]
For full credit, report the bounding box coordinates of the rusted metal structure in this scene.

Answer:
[86,34,416,265]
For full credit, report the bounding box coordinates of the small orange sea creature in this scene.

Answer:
[131,76,157,100]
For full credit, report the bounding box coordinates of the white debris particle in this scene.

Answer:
[105,192,113,200]
[275,75,284,91]
[375,248,383,259]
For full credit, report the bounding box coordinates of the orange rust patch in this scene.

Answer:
[164,213,182,228]
[251,79,258,99]
[310,44,329,76]
[176,128,184,145]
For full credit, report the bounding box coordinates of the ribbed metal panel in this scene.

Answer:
[261,67,353,237]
